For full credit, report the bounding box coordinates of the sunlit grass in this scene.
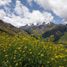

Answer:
[0,33,67,67]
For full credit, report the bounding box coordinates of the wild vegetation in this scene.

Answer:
[0,32,67,67]
[0,20,67,67]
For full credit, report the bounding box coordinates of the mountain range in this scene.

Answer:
[0,20,67,44]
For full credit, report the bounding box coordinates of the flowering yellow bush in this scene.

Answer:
[0,33,67,67]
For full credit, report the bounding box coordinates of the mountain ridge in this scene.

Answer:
[20,22,67,43]
[0,20,67,43]
[0,20,20,35]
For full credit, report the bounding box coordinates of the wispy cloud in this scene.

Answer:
[0,0,11,5]
[28,0,67,24]
[0,0,54,27]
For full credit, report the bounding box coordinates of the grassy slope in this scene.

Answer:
[0,21,67,67]
[0,31,67,67]
[59,32,67,44]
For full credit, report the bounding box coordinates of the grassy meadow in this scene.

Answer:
[0,32,67,67]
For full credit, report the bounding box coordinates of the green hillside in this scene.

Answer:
[20,23,67,43]
[0,31,67,67]
[59,32,67,44]
[0,21,67,67]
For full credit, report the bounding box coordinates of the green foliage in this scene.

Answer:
[47,35,55,42]
[0,32,67,67]
[59,32,67,45]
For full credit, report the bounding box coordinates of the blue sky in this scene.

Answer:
[21,0,63,24]
[0,0,67,27]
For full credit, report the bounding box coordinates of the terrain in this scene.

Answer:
[0,20,67,67]
[20,22,67,43]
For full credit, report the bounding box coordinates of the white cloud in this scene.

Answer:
[31,0,67,22]
[14,0,29,17]
[27,0,33,5]
[0,0,54,27]
[3,10,53,27]
[26,10,53,25]
[0,9,6,19]
[63,21,67,24]
[49,0,67,20]
[0,0,11,5]
[0,0,67,27]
